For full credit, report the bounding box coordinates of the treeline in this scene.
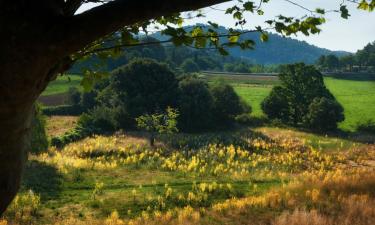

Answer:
[52,59,251,147]
[71,36,284,75]
[317,41,375,73]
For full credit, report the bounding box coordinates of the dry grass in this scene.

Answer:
[45,116,78,137]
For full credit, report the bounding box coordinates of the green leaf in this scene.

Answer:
[260,33,269,42]
[358,0,369,10]
[340,5,350,19]
[218,47,229,56]
[228,35,239,43]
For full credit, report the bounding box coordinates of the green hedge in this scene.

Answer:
[42,105,83,116]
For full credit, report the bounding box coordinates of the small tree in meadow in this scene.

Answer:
[136,107,179,147]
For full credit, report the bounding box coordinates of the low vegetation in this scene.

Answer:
[2,126,375,224]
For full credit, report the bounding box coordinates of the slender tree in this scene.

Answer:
[0,0,373,214]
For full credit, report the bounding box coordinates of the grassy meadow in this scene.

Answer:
[3,127,375,224]
[204,73,375,131]
[41,74,82,97]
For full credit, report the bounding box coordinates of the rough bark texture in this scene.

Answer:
[0,0,230,215]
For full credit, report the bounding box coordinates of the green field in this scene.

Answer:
[41,74,82,96]
[204,73,375,131]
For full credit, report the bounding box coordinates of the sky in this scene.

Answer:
[78,0,375,53]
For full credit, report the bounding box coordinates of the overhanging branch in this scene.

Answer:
[59,0,232,56]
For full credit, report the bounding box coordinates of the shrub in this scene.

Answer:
[357,120,375,134]
[261,63,344,131]
[42,105,82,116]
[261,86,290,123]
[30,104,49,154]
[180,58,200,73]
[177,77,214,132]
[65,87,81,106]
[210,83,251,126]
[80,90,97,112]
[304,97,344,131]
[79,106,118,133]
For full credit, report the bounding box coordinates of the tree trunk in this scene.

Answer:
[0,104,33,215]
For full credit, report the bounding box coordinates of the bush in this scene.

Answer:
[180,58,200,73]
[304,97,344,131]
[357,120,375,134]
[30,104,49,153]
[80,90,97,112]
[50,106,118,148]
[210,83,251,126]
[42,105,82,116]
[261,63,344,131]
[261,86,290,123]
[65,87,81,106]
[79,106,118,133]
[177,77,214,132]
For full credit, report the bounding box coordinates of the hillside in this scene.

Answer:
[151,24,349,65]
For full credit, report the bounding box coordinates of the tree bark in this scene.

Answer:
[0,105,33,214]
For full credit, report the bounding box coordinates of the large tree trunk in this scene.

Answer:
[0,0,230,216]
[0,105,33,214]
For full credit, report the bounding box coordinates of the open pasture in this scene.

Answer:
[202,73,375,131]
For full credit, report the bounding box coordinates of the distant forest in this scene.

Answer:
[70,25,349,74]
[317,41,375,73]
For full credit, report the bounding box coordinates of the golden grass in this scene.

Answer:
[45,116,78,137]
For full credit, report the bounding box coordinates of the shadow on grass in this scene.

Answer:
[326,73,375,81]
[125,127,274,152]
[21,160,63,201]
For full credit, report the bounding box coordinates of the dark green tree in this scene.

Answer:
[304,97,344,131]
[110,59,179,128]
[66,87,81,106]
[177,77,214,131]
[210,83,251,126]
[262,63,343,130]
[181,58,200,73]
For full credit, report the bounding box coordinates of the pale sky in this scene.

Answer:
[78,0,375,53]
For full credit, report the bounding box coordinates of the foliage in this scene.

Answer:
[65,87,81,106]
[110,58,179,128]
[180,59,200,73]
[356,120,375,134]
[210,83,251,125]
[136,107,179,146]
[42,105,82,116]
[30,104,49,154]
[177,77,215,132]
[304,97,345,131]
[261,86,290,122]
[317,41,375,72]
[261,63,344,131]
[136,107,179,135]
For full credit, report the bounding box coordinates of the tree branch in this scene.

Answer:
[59,0,232,55]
